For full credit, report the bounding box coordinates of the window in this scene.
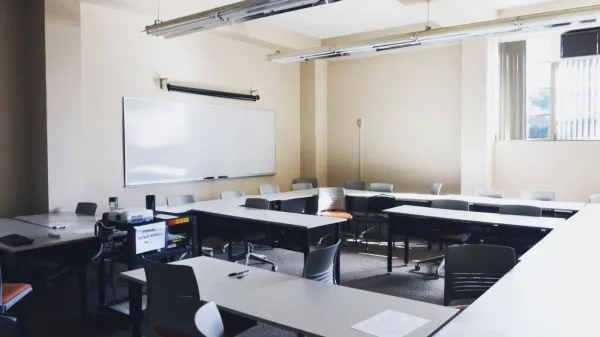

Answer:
[498,34,600,141]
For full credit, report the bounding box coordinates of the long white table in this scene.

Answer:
[121,257,459,337]
[434,203,600,337]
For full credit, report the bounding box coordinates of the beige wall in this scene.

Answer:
[327,46,463,193]
[494,141,600,202]
[78,3,300,211]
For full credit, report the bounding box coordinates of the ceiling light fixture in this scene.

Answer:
[145,0,343,39]
[267,4,600,63]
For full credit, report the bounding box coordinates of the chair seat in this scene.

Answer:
[2,284,32,311]
[319,211,353,220]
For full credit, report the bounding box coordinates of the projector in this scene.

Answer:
[106,208,154,224]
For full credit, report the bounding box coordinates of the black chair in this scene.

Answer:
[1,266,32,337]
[414,199,471,277]
[302,240,341,285]
[344,181,366,190]
[75,202,97,215]
[444,244,516,307]
[499,205,542,217]
[229,198,277,271]
[361,195,396,252]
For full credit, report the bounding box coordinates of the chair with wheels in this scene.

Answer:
[316,188,356,245]
[75,202,97,215]
[589,194,600,203]
[474,189,504,198]
[229,198,278,271]
[369,183,393,193]
[292,177,318,188]
[360,195,397,252]
[259,184,280,195]
[292,183,313,191]
[344,181,366,190]
[302,240,341,285]
[444,244,516,307]
[1,267,32,337]
[430,183,443,195]
[195,301,225,337]
[220,190,245,199]
[167,195,213,257]
[499,205,542,217]
[522,189,556,201]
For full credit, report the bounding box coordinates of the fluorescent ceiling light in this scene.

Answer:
[146,0,343,38]
[267,4,600,63]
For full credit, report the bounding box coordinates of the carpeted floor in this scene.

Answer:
[1,242,445,337]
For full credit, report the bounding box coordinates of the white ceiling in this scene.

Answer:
[84,0,572,39]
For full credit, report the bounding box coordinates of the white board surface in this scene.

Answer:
[123,98,276,186]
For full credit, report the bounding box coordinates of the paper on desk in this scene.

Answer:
[351,310,429,337]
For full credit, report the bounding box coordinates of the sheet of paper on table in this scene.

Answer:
[351,310,429,337]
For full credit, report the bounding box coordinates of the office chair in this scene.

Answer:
[230,198,277,271]
[316,188,356,245]
[292,177,318,188]
[589,194,600,203]
[414,199,470,278]
[444,245,516,307]
[259,184,280,195]
[195,301,225,337]
[1,266,32,337]
[369,183,393,193]
[167,195,195,207]
[499,205,542,217]
[75,202,97,215]
[430,183,444,195]
[361,195,397,252]
[474,189,505,198]
[292,183,313,191]
[302,240,341,285]
[344,181,366,190]
[522,189,556,201]
[220,190,245,199]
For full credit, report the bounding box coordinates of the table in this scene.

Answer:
[121,257,459,337]
[433,203,600,337]
[443,194,585,214]
[384,205,566,270]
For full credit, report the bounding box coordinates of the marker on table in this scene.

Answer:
[237,271,251,279]
[48,223,68,230]
[228,270,250,277]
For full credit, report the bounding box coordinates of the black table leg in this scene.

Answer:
[303,229,311,262]
[404,234,410,265]
[97,258,106,314]
[129,282,143,337]
[78,263,88,319]
[387,225,393,273]
[334,222,341,284]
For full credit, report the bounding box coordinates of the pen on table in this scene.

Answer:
[237,271,251,279]
[49,224,67,230]
[228,270,250,277]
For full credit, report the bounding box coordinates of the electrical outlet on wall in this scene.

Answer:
[357,118,362,127]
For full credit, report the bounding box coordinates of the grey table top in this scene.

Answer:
[434,203,600,337]
[121,257,458,337]
[384,205,565,230]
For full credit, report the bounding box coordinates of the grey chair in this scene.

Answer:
[292,177,318,188]
[230,198,278,271]
[75,202,97,215]
[0,267,32,337]
[220,190,245,199]
[474,189,504,198]
[444,244,516,306]
[302,240,341,285]
[316,188,355,245]
[414,199,470,277]
[167,194,195,206]
[522,189,556,201]
[195,301,225,337]
[259,184,280,195]
[292,183,313,191]
[589,194,600,203]
[430,183,444,195]
[369,183,393,193]
[344,181,366,190]
[499,205,542,217]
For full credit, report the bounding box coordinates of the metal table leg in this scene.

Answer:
[129,282,143,337]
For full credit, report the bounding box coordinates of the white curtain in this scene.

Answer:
[498,41,526,140]
[555,57,600,140]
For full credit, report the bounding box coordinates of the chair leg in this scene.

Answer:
[248,254,278,272]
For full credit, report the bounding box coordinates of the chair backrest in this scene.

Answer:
[589,194,600,203]
[302,240,341,284]
[143,259,201,336]
[369,183,393,193]
[344,181,366,190]
[474,189,504,198]
[167,195,196,207]
[499,205,542,217]
[244,198,270,210]
[292,177,318,188]
[367,195,397,213]
[292,183,313,191]
[195,301,225,337]
[431,199,470,211]
[317,188,346,212]
[75,202,97,216]
[220,190,245,199]
[430,183,444,195]
[259,184,280,195]
[444,245,516,306]
[522,189,556,201]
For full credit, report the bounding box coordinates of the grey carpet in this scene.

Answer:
[1,242,444,337]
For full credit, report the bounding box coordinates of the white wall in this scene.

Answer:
[327,46,463,193]
[75,3,300,211]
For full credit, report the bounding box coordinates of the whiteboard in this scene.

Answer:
[123,97,275,186]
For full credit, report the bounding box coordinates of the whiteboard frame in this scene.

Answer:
[122,97,276,187]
